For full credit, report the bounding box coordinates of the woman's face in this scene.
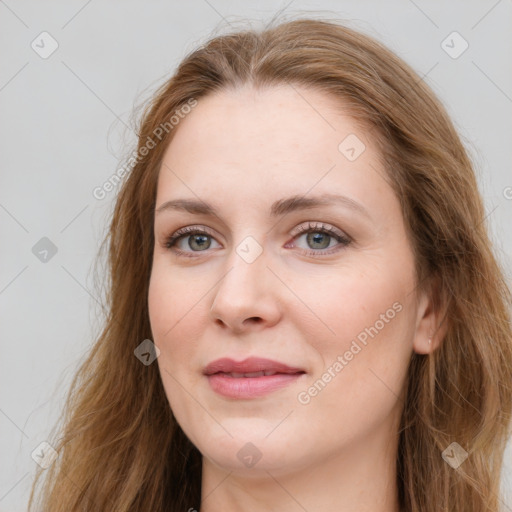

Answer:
[148,85,433,476]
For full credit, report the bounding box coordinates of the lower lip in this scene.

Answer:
[206,373,304,399]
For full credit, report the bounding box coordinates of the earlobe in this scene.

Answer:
[413,334,435,355]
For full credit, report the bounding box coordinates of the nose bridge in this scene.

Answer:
[216,236,268,301]
[209,234,280,329]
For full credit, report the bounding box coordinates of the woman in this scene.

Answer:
[29,17,512,512]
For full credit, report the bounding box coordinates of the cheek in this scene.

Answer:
[294,267,406,345]
[148,266,205,394]
[292,268,413,409]
[148,261,208,343]
[148,265,208,436]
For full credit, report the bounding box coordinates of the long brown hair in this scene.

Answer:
[29,17,512,512]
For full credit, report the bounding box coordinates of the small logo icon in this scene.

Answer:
[236,442,262,468]
[134,339,160,365]
[31,31,59,59]
[442,441,468,468]
[338,134,366,161]
[31,441,58,469]
[441,32,469,59]
[32,237,58,263]
[236,236,263,264]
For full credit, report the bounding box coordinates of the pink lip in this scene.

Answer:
[203,357,306,399]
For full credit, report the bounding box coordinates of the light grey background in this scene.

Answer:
[1,1,511,510]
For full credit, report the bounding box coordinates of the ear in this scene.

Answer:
[412,275,449,354]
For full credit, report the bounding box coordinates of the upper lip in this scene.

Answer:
[203,357,306,376]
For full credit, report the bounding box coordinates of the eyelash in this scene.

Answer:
[163,222,351,258]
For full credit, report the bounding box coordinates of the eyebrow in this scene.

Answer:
[155,193,371,220]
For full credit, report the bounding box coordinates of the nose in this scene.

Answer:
[209,245,282,334]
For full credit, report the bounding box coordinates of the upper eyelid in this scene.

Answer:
[292,221,348,238]
[170,222,345,238]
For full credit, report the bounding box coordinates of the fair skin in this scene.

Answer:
[148,85,440,512]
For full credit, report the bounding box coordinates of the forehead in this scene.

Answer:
[162,85,368,168]
[155,85,393,220]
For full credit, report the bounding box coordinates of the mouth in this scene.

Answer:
[203,357,306,399]
[213,370,297,378]
[203,356,305,375]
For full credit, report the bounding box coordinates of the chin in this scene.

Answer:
[195,425,307,474]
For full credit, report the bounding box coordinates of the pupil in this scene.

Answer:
[190,235,211,250]
[307,232,330,249]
